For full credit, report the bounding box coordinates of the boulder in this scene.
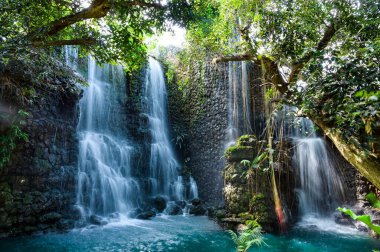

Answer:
[334,212,354,226]
[152,196,167,212]
[175,200,187,209]
[136,211,156,220]
[165,204,183,215]
[128,208,143,218]
[191,198,202,206]
[89,215,107,226]
[189,205,207,216]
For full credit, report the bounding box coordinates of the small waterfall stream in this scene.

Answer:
[143,58,198,201]
[294,137,345,216]
[226,61,252,147]
[279,109,348,230]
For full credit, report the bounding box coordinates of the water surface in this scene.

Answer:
[1,216,379,252]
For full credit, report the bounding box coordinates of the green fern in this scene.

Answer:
[227,226,265,252]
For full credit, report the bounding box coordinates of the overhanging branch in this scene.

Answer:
[212,54,255,64]
[29,0,166,40]
[288,24,337,83]
[31,38,97,47]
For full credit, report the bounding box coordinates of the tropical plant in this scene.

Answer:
[337,207,380,236]
[365,192,380,208]
[0,110,29,171]
[241,152,268,171]
[228,224,265,252]
[185,0,380,190]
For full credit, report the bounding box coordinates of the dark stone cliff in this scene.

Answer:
[166,59,265,207]
[0,55,82,236]
[167,60,229,206]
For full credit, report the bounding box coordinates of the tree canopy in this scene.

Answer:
[0,0,206,70]
[182,0,380,188]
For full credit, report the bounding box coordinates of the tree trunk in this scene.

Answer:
[314,119,380,190]
[261,61,380,190]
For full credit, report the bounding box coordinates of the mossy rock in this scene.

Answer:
[224,164,246,183]
[249,193,275,224]
[224,135,259,161]
[224,145,256,161]
[237,135,257,147]
[224,184,250,214]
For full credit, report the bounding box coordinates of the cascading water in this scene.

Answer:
[225,61,252,147]
[189,176,199,199]
[273,106,352,233]
[66,50,142,219]
[66,48,198,222]
[143,58,198,201]
[278,107,347,229]
[294,137,345,215]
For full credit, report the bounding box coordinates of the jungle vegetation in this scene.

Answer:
[0,0,379,188]
[182,0,380,189]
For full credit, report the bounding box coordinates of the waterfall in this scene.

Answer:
[294,137,345,215]
[66,48,199,222]
[189,176,199,199]
[65,46,78,70]
[67,51,141,219]
[284,111,346,217]
[241,62,252,134]
[226,61,252,147]
[143,58,198,201]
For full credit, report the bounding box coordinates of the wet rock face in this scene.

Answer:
[222,135,297,232]
[151,196,167,213]
[166,61,230,206]
[189,199,207,216]
[166,59,265,207]
[0,60,81,236]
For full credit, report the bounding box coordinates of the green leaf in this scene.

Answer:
[241,159,251,167]
[365,193,380,208]
[337,207,380,235]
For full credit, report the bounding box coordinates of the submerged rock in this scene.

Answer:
[189,205,207,216]
[191,198,202,206]
[136,211,156,220]
[89,215,107,226]
[165,203,183,215]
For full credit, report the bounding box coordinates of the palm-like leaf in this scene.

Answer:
[228,227,265,252]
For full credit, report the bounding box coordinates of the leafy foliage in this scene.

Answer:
[365,193,380,209]
[184,0,380,163]
[0,0,209,70]
[228,223,265,252]
[337,207,380,235]
[0,110,29,170]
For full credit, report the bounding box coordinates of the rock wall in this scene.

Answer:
[222,135,297,232]
[0,56,82,236]
[167,60,230,206]
[166,59,266,206]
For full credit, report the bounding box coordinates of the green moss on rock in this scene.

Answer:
[224,135,258,161]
